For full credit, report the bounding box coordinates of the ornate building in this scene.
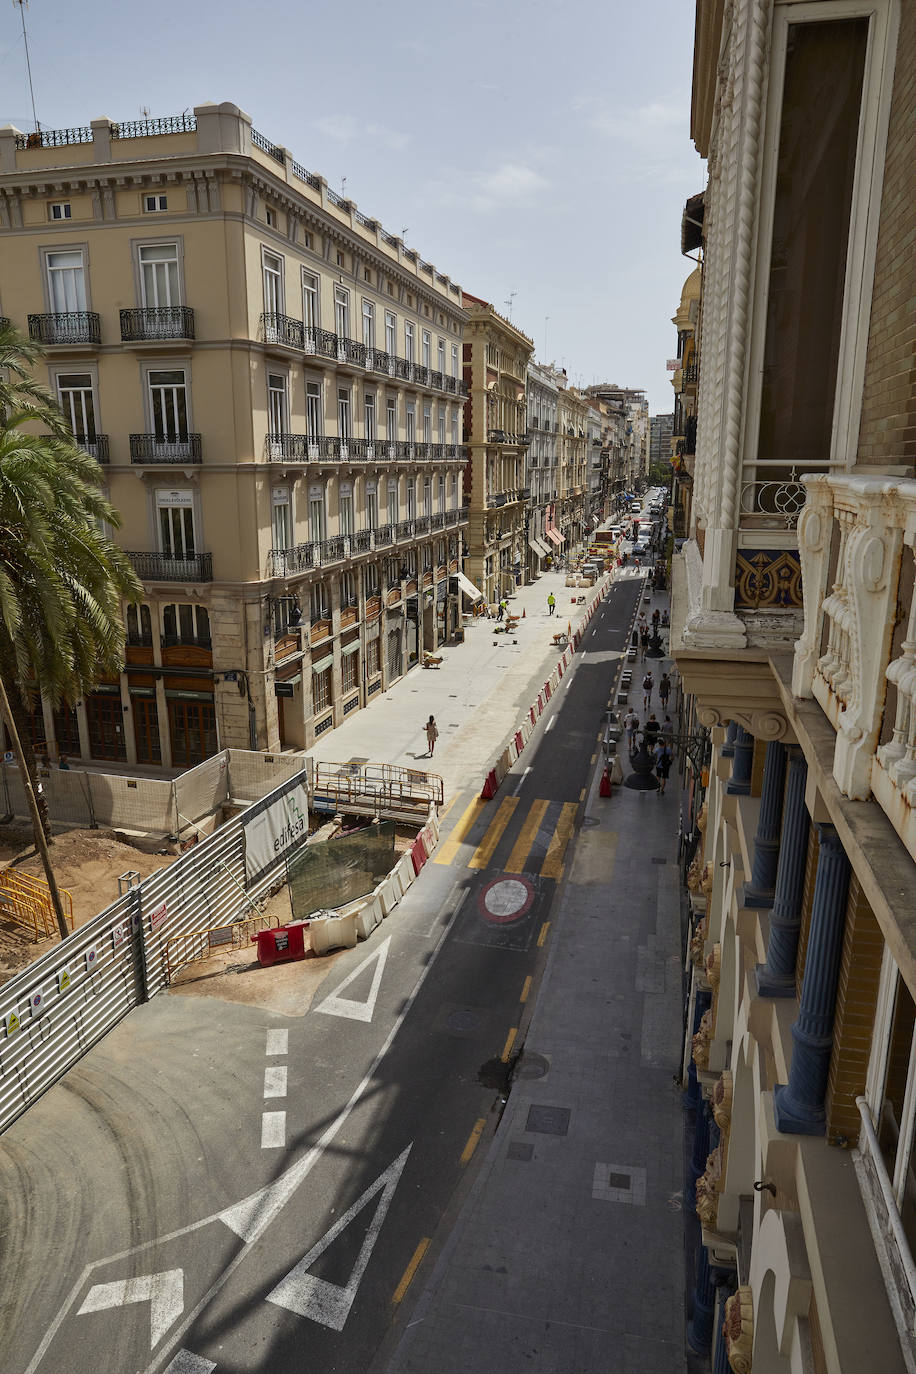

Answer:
[671,267,700,538]
[673,2,916,1371]
[525,360,560,580]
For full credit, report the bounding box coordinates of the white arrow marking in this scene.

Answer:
[266,1144,411,1330]
[164,1352,216,1373]
[77,1270,183,1348]
[315,936,390,1023]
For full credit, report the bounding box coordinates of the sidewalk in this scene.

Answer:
[386,587,688,1374]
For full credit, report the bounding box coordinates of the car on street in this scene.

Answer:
[633,540,649,557]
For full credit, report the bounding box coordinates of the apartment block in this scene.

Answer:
[0,102,470,767]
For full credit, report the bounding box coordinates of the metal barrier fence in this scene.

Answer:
[0,870,74,940]
[164,911,280,985]
[312,761,444,816]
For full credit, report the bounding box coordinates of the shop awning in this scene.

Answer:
[311,653,333,674]
[528,535,548,559]
[536,536,552,556]
[545,528,564,546]
[455,570,484,602]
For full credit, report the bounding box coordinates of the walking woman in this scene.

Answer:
[425,715,439,757]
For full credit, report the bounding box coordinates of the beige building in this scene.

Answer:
[461,295,533,603]
[0,102,470,767]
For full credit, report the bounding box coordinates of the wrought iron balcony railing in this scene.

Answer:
[74,433,109,463]
[130,433,202,463]
[128,551,212,582]
[397,519,416,540]
[28,311,100,346]
[261,312,305,349]
[120,307,195,341]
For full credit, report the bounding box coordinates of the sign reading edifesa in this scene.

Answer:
[242,772,310,886]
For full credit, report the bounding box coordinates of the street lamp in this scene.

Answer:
[621,722,710,791]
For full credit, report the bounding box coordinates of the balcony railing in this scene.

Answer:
[130,433,202,463]
[128,551,212,582]
[739,478,806,528]
[397,519,416,541]
[120,307,195,341]
[74,433,109,463]
[261,312,305,349]
[28,312,100,346]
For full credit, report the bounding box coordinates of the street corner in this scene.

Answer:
[453,869,552,951]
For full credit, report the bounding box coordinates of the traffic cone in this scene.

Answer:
[599,767,612,797]
[522,607,526,618]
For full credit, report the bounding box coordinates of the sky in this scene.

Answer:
[1,0,704,414]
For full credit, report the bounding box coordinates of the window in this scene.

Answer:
[452,344,459,379]
[406,403,415,448]
[156,490,196,558]
[341,570,357,606]
[313,664,332,713]
[303,230,312,250]
[306,381,322,437]
[57,373,96,439]
[387,398,397,442]
[422,330,431,368]
[139,243,180,308]
[49,202,71,220]
[309,487,326,543]
[47,250,86,313]
[310,584,329,621]
[336,250,345,268]
[362,300,375,350]
[438,338,446,374]
[366,481,379,530]
[334,285,350,339]
[340,485,354,537]
[272,489,291,551]
[423,403,431,444]
[387,479,399,527]
[438,408,446,445]
[149,370,188,440]
[385,310,396,356]
[162,602,210,646]
[263,251,283,316]
[451,472,458,505]
[338,387,351,439]
[406,548,417,575]
[407,477,416,519]
[404,321,415,364]
[452,410,459,446]
[342,648,359,695]
[265,206,276,229]
[268,373,287,435]
[365,562,380,595]
[364,268,372,284]
[126,604,152,646]
[144,195,167,213]
[303,271,320,338]
[364,392,376,443]
[438,475,445,511]
[423,476,432,517]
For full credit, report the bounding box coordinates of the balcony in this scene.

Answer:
[128,551,212,582]
[130,433,202,463]
[120,307,195,342]
[397,519,416,540]
[738,476,806,529]
[260,312,304,349]
[74,433,109,463]
[28,311,100,346]
[305,328,341,360]
[488,429,508,444]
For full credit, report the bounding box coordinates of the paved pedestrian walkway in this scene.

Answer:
[385,583,688,1374]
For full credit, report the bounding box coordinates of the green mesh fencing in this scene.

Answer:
[286,820,397,921]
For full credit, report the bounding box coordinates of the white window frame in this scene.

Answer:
[306,381,322,444]
[334,284,350,340]
[338,386,352,440]
[364,391,376,446]
[49,201,71,221]
[155,488,197,559]
[308,485,326,544]
[147,367,190,440]
[262,247,285,317]
[138,240,181,309]
[437,338,446,374]
[272,487,292,551]
[422,329,432,369]
[404,320,415,365]
[302,270,320,344]
[56,371,98,439]
[144,194,168,214]
[45,248,87,313]
[362,299,375,351]
[385,310,397,356]
[267,371,288,437]
[452,343,459,378]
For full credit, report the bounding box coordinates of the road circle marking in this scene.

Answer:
[479,876,535,924]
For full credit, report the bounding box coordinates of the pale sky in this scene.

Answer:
[1,0,703,413]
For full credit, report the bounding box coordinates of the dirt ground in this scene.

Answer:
[0,827,174,982]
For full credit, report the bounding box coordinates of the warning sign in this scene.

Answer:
[4,1010,21,1037]
[58,966,72,994]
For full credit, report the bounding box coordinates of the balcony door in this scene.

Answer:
[139,243,180,308]
[58,373,96,440]
[47,251,86,313]
[157,492,196,559]
[149,370,188,442]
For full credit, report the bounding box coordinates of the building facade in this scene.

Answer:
[672,2,916,1371]
[461,295,533,604]
[671,268,700,538]
[649,412,675,467]
[525,360,560,579]
[0,102,470,767]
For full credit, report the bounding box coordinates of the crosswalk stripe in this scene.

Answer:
[504,799,549,875]
[541,802,578,879]
[433,797,487,866]
[468,796,519,869]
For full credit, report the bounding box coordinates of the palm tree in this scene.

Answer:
[0,324,141,933]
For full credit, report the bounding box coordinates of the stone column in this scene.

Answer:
[687,1243,715,1356]
[726,727,753,794]
[743,741,787,908]
[774,825,851,1135]
[713,1273,739,1374]
[756,749,810,996]
[721,720,738,758]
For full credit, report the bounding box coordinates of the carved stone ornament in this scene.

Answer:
[697,802,708,835]
[690,916,709,969]
[724,1285,754,1374]
[696,1147,722,1226]
[687,859,704,894]
[700,862,714,898]
[693,1008,713,1071]
[705,943,722,992]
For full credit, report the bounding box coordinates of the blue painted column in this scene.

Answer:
[756,749,810,996]
[689,1101,711,1199]
[721,720,738,758]
[774,824,851,1135]
[743,740,787,908]
[726,727,753,795]
[713,1273,739,1374]
[687,1243,715,1355]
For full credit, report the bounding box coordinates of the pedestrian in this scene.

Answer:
[58,755,70,770]
[662,609,670,628]
[547,592,556,616]
[642,670,654,710]
[640,627,650,661]
[659,672,671,710]
[652,607,660,629]
[654,742,673,794]
[496,600,504,622]
[624,708,639,754]
[644,713,661,747]
[661,714,674,739]
[425,715,439,758]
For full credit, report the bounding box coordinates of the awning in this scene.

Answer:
[341,640,360,656]
[681,190,705,255]
[535,536,551,556]
[545,528,563,546]
[528,536,547,559]
[311,653,333,674]
[455,570,483,602]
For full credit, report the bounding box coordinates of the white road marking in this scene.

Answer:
[263,1066,287,1099]
[261,1112,286,1149]
[163,1353,216,1373]
[77,1270,184,1349]
[545,716,557,732]
[314,936,390,1024]
[266,1145,411,1330]
[512,766,531,796]
[265,1029,288,1056]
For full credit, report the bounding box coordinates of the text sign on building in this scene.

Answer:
[242,772,310,886]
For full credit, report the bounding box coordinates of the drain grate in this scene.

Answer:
[508,1141,534,1161]
[526,1105,571,1136]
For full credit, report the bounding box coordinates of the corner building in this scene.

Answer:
[673,3,916,1371]
[0,102,469,766]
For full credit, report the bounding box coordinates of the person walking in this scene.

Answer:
[654,741,673,794]
[642,670,654,710]
[644,713,661,748]
[658,672,671,710]
[425,715,439,757]
[624,708,639,754]
[547,592,556,616]
[651,607,660,629]
[640,627,650,661]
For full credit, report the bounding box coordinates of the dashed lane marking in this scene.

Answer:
[265,1029,288,1056]
[263,1066,287,1099]
[501,1027,518,1062]
[537,921,551,948]
[433,797,487,866]
[392,1237,430,1306]
[520,975,532,1004]
[261,1112,286,1149]
[460,1118,486,1166]
[504,799,549,875]
[541,802,578,879]
[468,796,519,870]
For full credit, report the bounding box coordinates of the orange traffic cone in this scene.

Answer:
[522,607,526,618]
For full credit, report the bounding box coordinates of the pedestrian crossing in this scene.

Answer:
[434,794,579,879]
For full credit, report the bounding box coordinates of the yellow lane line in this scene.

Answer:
[541,802,578,879]
[589,751,597,765]
[537,921,551,947]
[504,798,549,874]
[468,796,519,870]
[520,975,532,1004]
[434,796,487,866]
[392,1238,431,1304]
[580,786,587,802]
[460,1117,486,1166]
[501,1027,518,1062]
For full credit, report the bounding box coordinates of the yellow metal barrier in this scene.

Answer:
[164,911,280,984]
[0,869,75,941]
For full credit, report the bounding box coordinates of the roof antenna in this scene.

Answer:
[505,291,517,320]
[13,0,40,133]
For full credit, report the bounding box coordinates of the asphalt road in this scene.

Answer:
[0,575,643,1374]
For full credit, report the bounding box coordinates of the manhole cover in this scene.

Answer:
[515,1052,549,1081]
[447,1008,480,1033]
[525,1105,571,1136]
[508,1141,534,1162]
